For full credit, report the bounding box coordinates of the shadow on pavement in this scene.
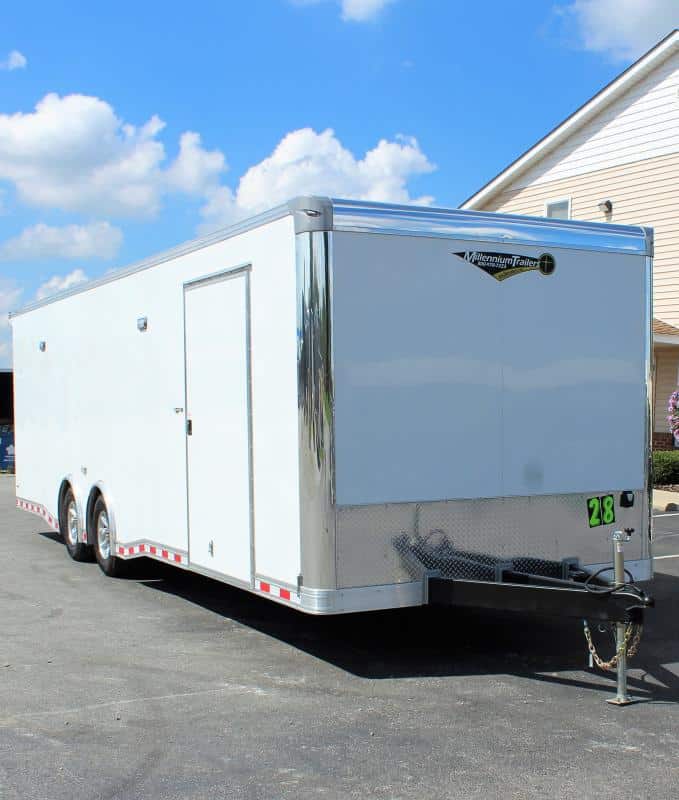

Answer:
[36,528,679,701]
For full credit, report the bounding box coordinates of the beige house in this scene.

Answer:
[462,30,679,447]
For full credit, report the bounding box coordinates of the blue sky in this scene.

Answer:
[0,0,676,364]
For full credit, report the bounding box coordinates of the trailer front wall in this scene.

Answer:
[12,216,302,589]
[330,230,649,587]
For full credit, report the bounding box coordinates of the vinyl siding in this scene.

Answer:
[514,49,679,189]
[472,39,679,438]
[482,151,679,327]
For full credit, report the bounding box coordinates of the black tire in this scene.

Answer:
[92,495,125,577]
[60,488,93,562]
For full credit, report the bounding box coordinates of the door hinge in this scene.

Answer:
[186,419,193,436]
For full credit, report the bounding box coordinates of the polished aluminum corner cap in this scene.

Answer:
[328,198,652,255]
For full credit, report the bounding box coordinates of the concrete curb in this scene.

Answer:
[653,488,679,513]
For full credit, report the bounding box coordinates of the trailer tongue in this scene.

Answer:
[418,527,653,704]
[427,571,652,622]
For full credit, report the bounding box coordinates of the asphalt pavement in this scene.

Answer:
[1,474,679,800]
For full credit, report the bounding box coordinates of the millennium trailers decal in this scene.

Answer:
[454,251,555,281]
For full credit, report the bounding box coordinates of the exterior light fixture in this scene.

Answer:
[598,199,613,214]
[39,341,46,352]
[137,317,148,332]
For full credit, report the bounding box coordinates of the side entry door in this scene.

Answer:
[184,268,253,584]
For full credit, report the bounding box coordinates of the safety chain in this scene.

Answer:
[583,621,643,672]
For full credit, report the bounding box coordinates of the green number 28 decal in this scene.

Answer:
[587,495,616,528]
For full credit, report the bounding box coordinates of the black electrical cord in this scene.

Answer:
[583,566,645,598]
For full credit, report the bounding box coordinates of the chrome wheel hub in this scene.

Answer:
[66,501,79,546]
[97,511,111,560]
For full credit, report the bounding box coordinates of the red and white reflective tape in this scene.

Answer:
[16,497,60,532]
[255,578,301,605]
[18,495,300,604]
[116,542,188,565]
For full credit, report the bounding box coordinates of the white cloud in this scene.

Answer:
[35,269,88,301]
[0,222,122,262]
[0,280,22,367]
[0,94,434,240]
[0,280,21,330]
[0,50,27,71]
[291,0,394,22]
[341,0,394,22]
[200,127,435,230]
[0,93,225,218]
[558,0,677,61]
[165,131,226,195]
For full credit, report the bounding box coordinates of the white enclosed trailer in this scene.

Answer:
[11,198,653,615]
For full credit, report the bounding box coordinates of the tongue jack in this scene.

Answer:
[607,528,634,706]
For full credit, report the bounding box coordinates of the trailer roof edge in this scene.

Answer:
[9,200,300,319]
[9,196,650,318]
[329,198,651,255]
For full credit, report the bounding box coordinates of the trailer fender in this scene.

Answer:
[86,482,118,552]
[58,476,86,544]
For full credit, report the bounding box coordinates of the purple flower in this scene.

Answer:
[668,391,679,436]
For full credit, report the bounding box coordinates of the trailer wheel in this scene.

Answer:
[60,488,93,562]
[92,495,124,577]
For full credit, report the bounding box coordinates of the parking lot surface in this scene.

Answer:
[1,474,679,800]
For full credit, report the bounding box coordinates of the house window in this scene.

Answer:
[545,199,570,219]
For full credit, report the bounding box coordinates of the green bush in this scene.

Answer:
[652,450,679,485]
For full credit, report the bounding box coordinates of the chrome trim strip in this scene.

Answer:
[329,198,651,254]
[300,581,423,615]
[296,230,337,590]
[298,558,653,615]
[645,250,654,569]
[327,231,337,581]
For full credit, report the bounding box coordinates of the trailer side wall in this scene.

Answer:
[12,216,302,588]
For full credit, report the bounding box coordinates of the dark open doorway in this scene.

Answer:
[0,370,14,473]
